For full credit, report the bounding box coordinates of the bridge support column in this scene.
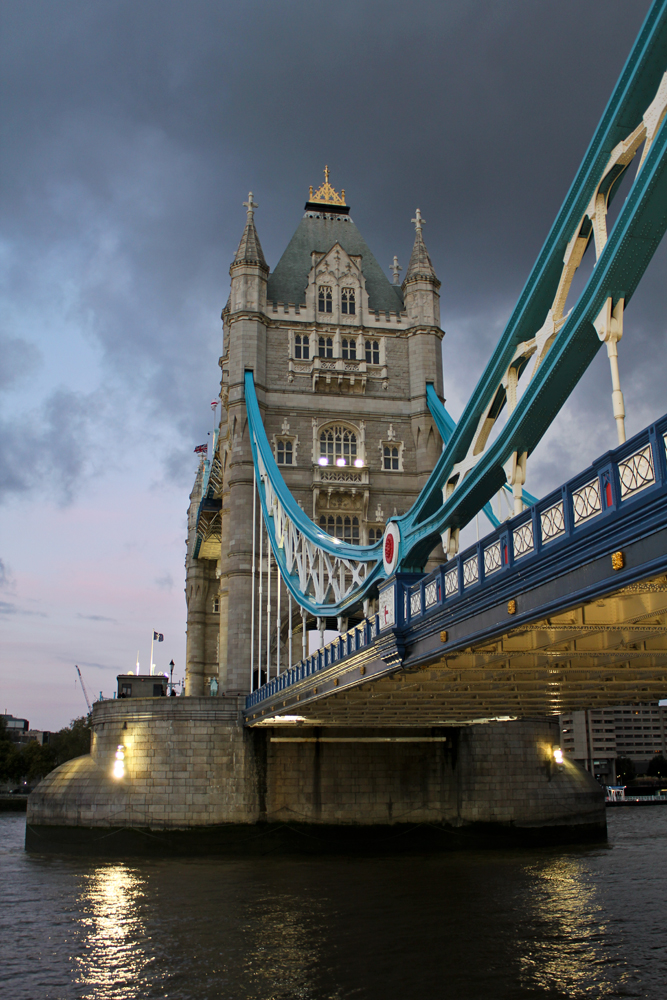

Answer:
[27,706,606,854]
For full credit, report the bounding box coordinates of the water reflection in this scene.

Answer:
[74,864,151,999]
[240,888,341,1000]
[517,856,629,998]
[3,811,665,1000]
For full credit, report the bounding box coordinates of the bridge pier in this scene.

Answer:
[26,699,605,854]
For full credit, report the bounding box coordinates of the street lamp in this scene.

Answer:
[169,659,175,695]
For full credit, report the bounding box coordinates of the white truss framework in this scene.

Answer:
[255,440,376,609]
[444,72,667,519]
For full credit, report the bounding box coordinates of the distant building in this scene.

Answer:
[560,703,667,782]
[1,714,29,742]
[25,731,51,746]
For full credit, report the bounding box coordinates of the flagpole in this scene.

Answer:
[150,631,155,676]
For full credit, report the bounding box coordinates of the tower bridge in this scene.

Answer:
[27,2,667,853]
[245,415,667,726]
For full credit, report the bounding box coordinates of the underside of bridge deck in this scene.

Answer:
[247,572,667,726]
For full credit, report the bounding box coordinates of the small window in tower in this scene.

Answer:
[295,334,310,360]
[368,528,380,545]
[319,514,335,535]
[341,288,356,315]
[318,286,333,313]
[319,337,333,359]
[342,338,357,361]
[277,440,293,465]
[342,516,359,544]
[383,446,399,470]
[213,597,220,613]
[365,339,380,365]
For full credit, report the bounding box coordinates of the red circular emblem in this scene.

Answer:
[384,532,394,565]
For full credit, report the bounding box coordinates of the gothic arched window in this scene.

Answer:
[383,446,399,470]
[318,336,333,359]
[319,424,357,466]
[318,286,333,313]
[365,339,380,365]
[277,440,293,465]
[341,288,356,315]
[319,514,359,544]
[294,334,309,360]
[341,338,356,361]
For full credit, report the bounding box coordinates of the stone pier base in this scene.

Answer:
[26,698,605,854]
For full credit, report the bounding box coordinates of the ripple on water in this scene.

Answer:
[2,809,666,1000]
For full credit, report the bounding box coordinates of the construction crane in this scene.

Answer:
[74,665,92,714]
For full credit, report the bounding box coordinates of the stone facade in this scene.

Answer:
[185,177,445,697]
[27,700,605,851]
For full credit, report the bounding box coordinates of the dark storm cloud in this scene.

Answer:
[0,387,99,502]
[0,0,663,504]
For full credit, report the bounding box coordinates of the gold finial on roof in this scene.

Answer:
[308,165,346,206]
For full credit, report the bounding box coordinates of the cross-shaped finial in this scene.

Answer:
[412,208,425,233]
[390,255,402,284]
[243,191,258,220]
[324,165,330,184]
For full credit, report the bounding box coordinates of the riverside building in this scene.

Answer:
[560,703,667,782]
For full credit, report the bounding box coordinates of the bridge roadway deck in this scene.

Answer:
[244,417,667,727]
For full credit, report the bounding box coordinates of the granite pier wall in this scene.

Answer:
[26,698,606,854]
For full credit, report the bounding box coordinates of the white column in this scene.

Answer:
[266,539,272,681]
[258,517,263,686]
[276,564,281,676]
[302,606,307,660]
[594,297,626,445]
[288,593,293,670]
[250,467,256,692]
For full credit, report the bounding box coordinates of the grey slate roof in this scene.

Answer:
[267,214,404,313]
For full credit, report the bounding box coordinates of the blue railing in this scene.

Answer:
[245,413,667,711]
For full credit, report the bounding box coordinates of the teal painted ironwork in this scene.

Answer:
[245,0,667,611]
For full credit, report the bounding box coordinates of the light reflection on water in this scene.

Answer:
[74,866,150,998]
[516,857,617,997]
[2,809,666,1000]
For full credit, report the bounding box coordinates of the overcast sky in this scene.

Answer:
[1,1,664,729]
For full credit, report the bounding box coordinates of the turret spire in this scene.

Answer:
[403,208,438,285]
[233,191,268,270]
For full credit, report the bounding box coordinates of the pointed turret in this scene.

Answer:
[404,210,437,282]
[232,192,268,270]
[229,192,268,315]
[402,209,441,328]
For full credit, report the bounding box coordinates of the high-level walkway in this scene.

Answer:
[245,415,667,726]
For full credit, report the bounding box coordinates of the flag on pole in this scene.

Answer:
[194,443,208,454]
[153,632,164,642]
[211,399,219,410]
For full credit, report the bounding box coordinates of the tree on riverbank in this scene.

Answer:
[646,754,667,779]
[0,715,91,786]
[615,757,636,783]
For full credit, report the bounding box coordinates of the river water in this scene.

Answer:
[2,810,666,1000]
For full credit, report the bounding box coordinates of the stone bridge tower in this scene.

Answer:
[185,171,445,696]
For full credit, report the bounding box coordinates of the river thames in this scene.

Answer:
[2,809,666,999]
